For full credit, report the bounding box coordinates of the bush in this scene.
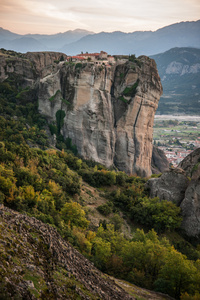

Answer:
[97,203,113,216]
[130,197,182,232]
[61,202,89,229]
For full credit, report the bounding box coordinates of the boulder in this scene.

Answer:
[147,168,189,205]
[178,147,200,178]
[151,146,169,174]
[180,178,200,237]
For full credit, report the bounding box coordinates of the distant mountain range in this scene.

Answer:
[0,28,94,53]
[0,20,200,56]
[151,47,200,115]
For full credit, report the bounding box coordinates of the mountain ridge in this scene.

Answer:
[0,20,199,55]
[60,20,200,55]
[151,47,200,114]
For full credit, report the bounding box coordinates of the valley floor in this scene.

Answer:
[153,115,200,167]
[155,115,200,122]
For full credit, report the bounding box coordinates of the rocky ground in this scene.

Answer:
[0,206,176,299]
[0,205,134,300]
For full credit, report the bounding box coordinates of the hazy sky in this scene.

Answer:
[1,0,200,34]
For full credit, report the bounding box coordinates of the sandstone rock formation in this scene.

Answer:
[179,148,200,237]
[38,56,162,177]
[0,50,67,85]
[0,50,162,177]
[180,179,200,237]
[147,168,189,206]
[147,148,200,238]
[178,147,200,178]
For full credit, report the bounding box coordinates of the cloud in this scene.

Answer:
[0,0,199,34]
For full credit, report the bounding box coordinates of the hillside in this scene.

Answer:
[0,105,200,299]
[0,206,134,299]
[151,47,200,115]
[0,20,199,55]
[0,49,200,299]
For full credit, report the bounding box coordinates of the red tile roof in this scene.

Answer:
[77,53,100,57]
[72,56,86,60]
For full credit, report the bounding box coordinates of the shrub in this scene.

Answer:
[97,203,113,216]
[61,202,89,229]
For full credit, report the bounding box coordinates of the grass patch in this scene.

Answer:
[123,80,139,97]
[49,90,62,102]
[62,99,71,106]
[23,271,46,292]
[29,231,40,240]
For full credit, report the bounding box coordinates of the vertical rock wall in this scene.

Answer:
[38,57,162,177]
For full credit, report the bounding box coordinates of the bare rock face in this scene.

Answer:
[0,50,67,85]
[178,147,200,178]
[147,168,189,206]
[178,148,200,237]
[111,57,162,176]
[151,146,169,174]
[25,51,67,77]
[38,56,162,177]
[180,178,200,237]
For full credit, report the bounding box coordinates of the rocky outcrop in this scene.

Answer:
[38,56,162,177]
[147,168,189,206]
[0,50,67,84]
[151,146,169,174]
[0,50,162,176]
[178,147,200,178]
[147,148,200,238]
[0,206,134,299]
[180,179,200,237]
[179,148,200,237]
[25,51,67,77]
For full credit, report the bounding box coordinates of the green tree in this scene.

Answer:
[92,237,111,270]
[157,247,197,298]
[61,202,89,229]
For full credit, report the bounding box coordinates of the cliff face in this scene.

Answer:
[0,50,67,84]
[38,56,162,176]
[0,50,162,177]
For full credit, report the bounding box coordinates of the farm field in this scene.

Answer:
[153,116,200,166]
